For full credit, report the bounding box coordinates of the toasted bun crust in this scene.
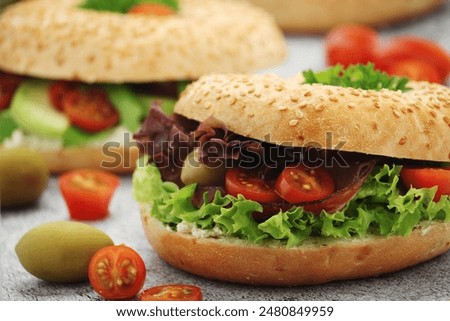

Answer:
[141,213,450,285]
[0,0,286,83]
[36,144,139,174]
[175,74,450,162]
[248,0,444,33]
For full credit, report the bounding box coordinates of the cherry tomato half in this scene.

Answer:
[325,24,379,67]
[400,167,450,202]
[128,3,175,16]
[48,81,78,111]
[0,72,22,110]
[385,59,442,83]
[225,168,280,203]
[59,169,120,220]
[88,245,146,300]
[62,88,119,133]
[375,36,450,83]
[275,165,335,203]
[138,284,203,301]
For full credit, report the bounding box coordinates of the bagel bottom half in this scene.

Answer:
[140,208,450,286]
[40,144,140,174]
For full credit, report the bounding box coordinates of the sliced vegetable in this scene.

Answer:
[138,284,203,301]
[62,88,119,133]
[128,3,175,15]
[10,80,70,138]
[0,72,22,110]
[400,167,450,202]
[59,169,120,220]
[385,59,442,83]
[375,36,450,83]
[88,245,146,300]
[48,81,78,111]
[225,168,279,203]
[275,165,335,204]
[325,24,378,67]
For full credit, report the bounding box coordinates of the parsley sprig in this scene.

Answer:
[303,63,410,92]
[80,0,179,13]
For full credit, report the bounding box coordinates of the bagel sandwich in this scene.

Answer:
[0,0,286,173]
[132,64,450,285]
[247,0,445,34]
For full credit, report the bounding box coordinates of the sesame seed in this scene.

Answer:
[329,97,338,103]
[429,110,437,118]
[304,90,312,97]
[230,97,237,105]
[290,96,299,102]
[392,109,401,118]
[278,106,288,111]
[295,110,304,119]
[315,104,324,111]
[205,102,212,109]
[399,137,407,145]
[373,102,380,109]
[194,98,202,104]
[444,116,450,127]
[347,103,356,108]
[298,102,307,109]
[289,119,299,126]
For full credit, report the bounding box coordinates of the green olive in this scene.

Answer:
[0,147,49,208]
[181,149,226,186]
[15,221,114,283]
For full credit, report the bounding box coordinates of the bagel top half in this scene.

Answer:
[175,73,450,162]
[0,0,287,83]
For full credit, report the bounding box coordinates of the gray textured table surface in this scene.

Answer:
[1,4,449,301]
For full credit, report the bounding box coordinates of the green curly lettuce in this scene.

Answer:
[132,162,450,247]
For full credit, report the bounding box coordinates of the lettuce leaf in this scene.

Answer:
[0,110,18,143]
[303,64,410,92]
[132,162,450,247]
[80,0,179,13]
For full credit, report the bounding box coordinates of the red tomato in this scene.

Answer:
[48,81,78,111]
[275,165,335,203]
[88,245,146,300]
[375,36,450,83]
[128,3,175,16]
[400,167,450,202]
[0,72,22,110]
[138,284,202,301]
[59,169,120,220]
[62,88,119,133]
[385,59,442,83]
[325,24,379,67]
[225,168,280,203]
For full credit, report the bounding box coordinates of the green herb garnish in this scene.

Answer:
[303,63,410,92]
[80,0,179,13]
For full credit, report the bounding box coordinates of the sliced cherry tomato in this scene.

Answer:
[385,59,442,83]
[375,36,450,83]
[88,245,146,300]
[325,24,379,67]
[128,3,175,16]
[275,165,335,203]
[0,72,22,110]
[59,169,120,220]
[400,167,450,202]
[225,168,280,203]
[138,284,202,301]
[48,81,78,111]
[62,88,119,133]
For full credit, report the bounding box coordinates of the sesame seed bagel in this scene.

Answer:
[247,0,445,34]
[175,73,450,162]
[141,213,450,286]
[0,0,286,83]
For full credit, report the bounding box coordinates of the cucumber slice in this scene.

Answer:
[10,80,69,139]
